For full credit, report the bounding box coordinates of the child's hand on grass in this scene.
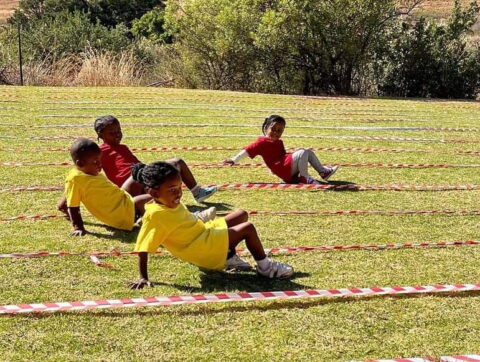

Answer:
[71,228,87,236]
[129,278,154,290]
[223,159,234,166]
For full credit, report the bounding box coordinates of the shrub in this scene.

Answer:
[376,0,480,98]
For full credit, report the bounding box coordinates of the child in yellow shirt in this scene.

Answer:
[129,161,294,289]
[65,138,152,236]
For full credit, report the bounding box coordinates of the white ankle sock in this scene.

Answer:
[257,257,271,270]
[191,185,200,196]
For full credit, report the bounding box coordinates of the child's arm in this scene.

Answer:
[224,149,248,165]
[129,252,153,289]
[67,207,87,236]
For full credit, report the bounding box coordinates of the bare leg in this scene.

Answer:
[166,157,197,190]
[133,194,153,216]
[121,176,147,197]
[228,222,266,261]
[225,209,248,227]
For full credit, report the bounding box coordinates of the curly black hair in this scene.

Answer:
[131,162,179,189]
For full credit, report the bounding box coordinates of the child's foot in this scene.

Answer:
[193,207,217,222]
[225,254,253,271]
[256,260,294,278]
[320,165,339,181]
[306,176,321,185]
[194,186,217,203]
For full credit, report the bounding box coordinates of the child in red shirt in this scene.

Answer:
[94,115,217,201]
[57,115,217,215]
[224,115,338,184]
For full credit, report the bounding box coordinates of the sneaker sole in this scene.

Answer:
[195,188,218,203]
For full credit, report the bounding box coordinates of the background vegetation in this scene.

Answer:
[1,0,480,96]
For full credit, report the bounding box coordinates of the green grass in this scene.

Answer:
[1,86,480,361]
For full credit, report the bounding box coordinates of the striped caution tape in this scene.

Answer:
[2,161,480,169]
[365,355,480,362]
[29,123,480,132]
[1,209,479,223]
[2,183,480,194]
[1,283,479,314]
[2,240,479,260]
[24,135,480,143]
[0,145,432,154]
[0,186,63,193]
[190,162,480,169]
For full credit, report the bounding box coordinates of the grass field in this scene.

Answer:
[0,86,480,361]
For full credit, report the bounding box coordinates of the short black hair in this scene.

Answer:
[70,137,101,163]
[131,162,179,189]
[94,115,119,135]
[262,115,286,135]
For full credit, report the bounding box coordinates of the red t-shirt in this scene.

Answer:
[100,143,140,187]
[245,136,293,182]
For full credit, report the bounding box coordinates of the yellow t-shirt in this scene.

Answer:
[65,168,135,231]
[134,202,229,270]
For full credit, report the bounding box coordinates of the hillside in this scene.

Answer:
[0,0,18,23]
[414,0,475,18]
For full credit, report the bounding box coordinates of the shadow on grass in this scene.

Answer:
[11,290,480,319]
[187,201,234,213]
[82,221,139,243]
[309,179,360,193]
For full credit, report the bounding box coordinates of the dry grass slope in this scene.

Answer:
[417,0,474,17]
[0,0,19,23]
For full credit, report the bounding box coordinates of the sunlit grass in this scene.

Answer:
[0,86,479,361]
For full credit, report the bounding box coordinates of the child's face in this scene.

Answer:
[266,122,285,140]
[76,150,102,176]
[99,121,122,146]
[151,174,183,208]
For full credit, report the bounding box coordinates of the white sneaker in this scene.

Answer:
[256,260,294,278]
[320,165,339,180]
[193,207,217,222]
[225,254,253,271]
[194,186,217,203]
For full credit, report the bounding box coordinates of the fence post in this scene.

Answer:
[17,22,24,86]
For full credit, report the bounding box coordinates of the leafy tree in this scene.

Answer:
[164,0,262,90]
[132,6,171,43]
[11,0,163,29]
[377,0,480,98]
[13,11,130,62]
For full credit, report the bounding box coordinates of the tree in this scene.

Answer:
[164,0,262,90]
[377,0,480,98]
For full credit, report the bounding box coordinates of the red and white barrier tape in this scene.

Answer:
[2,161,480,169]
[2,184,480,194]
[365,356,480,362]
[0,146,432,154]
[191,162,480,169]
[25,135,480,144]
[1,283,479,314]
[2,240,479,260]
[0,186,63,193]
[31,123,480,132]
[1,210,479,223]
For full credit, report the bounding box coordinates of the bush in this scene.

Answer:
[376,0,480,98]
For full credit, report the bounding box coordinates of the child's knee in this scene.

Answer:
[238,209,249,222]
[168,157,185,170]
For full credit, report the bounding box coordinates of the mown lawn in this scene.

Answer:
[0,86,479,361]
